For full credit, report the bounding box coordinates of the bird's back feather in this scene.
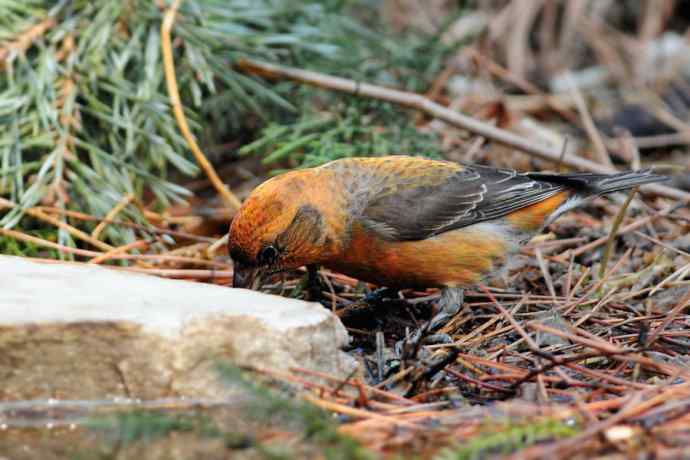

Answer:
[320,156,667,242]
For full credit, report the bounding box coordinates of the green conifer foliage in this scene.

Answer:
[0,0,457,253]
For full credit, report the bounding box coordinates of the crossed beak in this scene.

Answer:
[232,263,260,289]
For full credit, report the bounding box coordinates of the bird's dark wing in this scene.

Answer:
[360,164,566,241]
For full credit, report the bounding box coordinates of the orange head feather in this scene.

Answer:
[228,169,342,287]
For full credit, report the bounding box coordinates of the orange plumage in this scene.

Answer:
[228,155,665,290]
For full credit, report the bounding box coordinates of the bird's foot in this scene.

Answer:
[363,287,398,306]
[396,288,463,362]
[428,289,463,330]
[424,333,455,345]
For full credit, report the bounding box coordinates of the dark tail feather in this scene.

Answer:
[527,170,669,195]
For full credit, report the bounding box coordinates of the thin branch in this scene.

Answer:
[645,288,690,348]
[91,193,134,240]
[206,233,228,257]
[0,228,101,258]
[36,206,216,243]
[0,17,56,69]
[161,0,242,210]
[23,257,234,279]
[88,240,150,265]
[563,202,681,259]
[302,393,421,428]
[0,197,114,252]
[237,58,690,202]
[566,73,613,167]
[598,187,638,281]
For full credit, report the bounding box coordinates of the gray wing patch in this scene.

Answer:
[360,165,565,241]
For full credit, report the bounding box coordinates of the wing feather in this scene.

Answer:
[360,164,565,241]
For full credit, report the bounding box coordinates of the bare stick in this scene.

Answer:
[566,73,612,167]
[645,288,690,348]
[561,202,681,259]
[0,197,114,252]
[161,0,241,210]
[598,187,638,281]
[237,59,690,202]
[88,240,150,265]
[0,228,101,258]
[91,193,134,240]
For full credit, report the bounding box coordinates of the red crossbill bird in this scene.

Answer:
[228,155,665,342]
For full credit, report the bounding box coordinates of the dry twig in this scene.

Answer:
[237,58,690,202]
[161,0,241,210]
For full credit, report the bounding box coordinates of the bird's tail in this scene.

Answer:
[527,170,668,196]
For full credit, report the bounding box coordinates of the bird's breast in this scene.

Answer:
[324,221,517,289]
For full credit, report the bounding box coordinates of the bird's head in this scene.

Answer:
[228,170,339,289]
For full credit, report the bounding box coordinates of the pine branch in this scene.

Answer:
[1,0,391,252]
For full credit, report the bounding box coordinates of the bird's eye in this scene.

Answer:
[257,245,279,266]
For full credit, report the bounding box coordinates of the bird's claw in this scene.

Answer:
[438,288,464,316]
[396,288,463,362]
[363,287,397,306]
[424,333,454,345]
[394,324,427,361]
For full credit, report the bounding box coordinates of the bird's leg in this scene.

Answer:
[305,264,323,301]
[396,287,463,361]
[364,287,398,306]
[428,287,464,333]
